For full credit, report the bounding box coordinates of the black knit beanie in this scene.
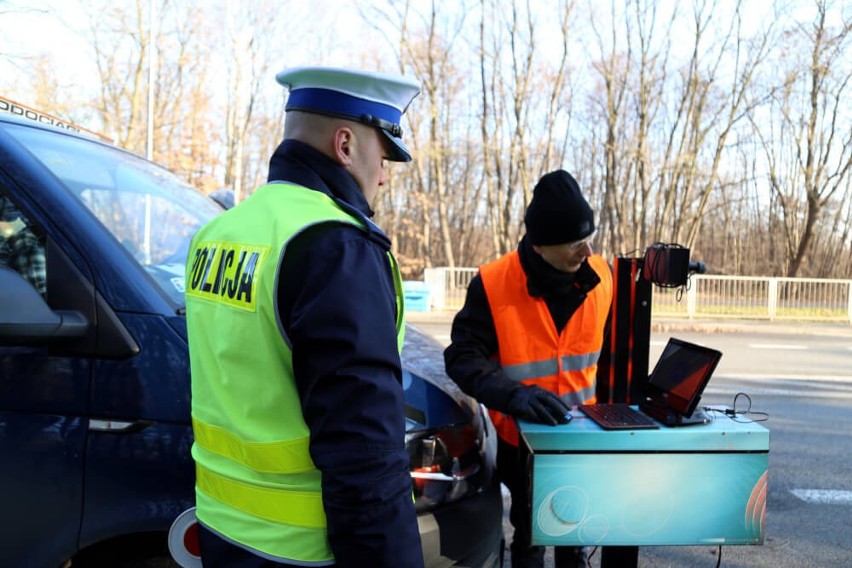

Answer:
[524,170,595,245]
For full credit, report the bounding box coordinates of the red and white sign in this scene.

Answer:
[168,507,202,568]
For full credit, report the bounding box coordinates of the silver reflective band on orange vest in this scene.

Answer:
[501,350,602,381]
[559,384,597,407]
[480,251,612,446]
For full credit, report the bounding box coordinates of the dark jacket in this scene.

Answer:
[201,139,422,568]
[444,237,610,413]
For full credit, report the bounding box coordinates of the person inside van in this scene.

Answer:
[0,194,46,297]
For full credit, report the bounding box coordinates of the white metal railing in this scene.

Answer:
[422,268,852,324]
[424,267,478,313]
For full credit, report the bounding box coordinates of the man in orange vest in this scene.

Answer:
[444,170,612,568]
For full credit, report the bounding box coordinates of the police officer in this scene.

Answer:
[444,170,612,568]
[185,67,423,568]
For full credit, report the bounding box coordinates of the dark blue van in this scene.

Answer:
[0,107,502,568]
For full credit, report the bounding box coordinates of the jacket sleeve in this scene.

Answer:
[443,274,521,413]
[278,224,423,568]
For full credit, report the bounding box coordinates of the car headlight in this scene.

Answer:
[407,423,485,512]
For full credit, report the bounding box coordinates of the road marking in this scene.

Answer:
[709,386,852,399]
[748,344,808,350]
[790,489,852,505]
[714,374,852,383]
[708,375,852,399]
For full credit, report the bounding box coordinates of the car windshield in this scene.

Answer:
[4,123,221,306]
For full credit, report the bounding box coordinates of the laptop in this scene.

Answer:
[580,337,723,429]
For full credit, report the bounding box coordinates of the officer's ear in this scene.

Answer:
[332,126,354,167]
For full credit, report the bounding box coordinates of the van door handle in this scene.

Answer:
[88,419,155,434]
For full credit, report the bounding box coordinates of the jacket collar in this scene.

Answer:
[266,139,374,219]
[518,236,601,298]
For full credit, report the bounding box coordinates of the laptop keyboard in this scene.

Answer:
[578,403,660,430]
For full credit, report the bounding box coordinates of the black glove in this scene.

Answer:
[507,385,571,426]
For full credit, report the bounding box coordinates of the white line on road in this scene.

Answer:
[709,386,852,399]
[714,374,852,383]
[748,344,808,350]
[790,489,852,505]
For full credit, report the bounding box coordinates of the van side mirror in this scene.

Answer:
[0,265,88,345]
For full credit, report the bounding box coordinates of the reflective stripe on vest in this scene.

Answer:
[192,417,314,474]
[501,350,602,381]
[196,465,325,527]
[480,251,612,446]
[186,182,405,564]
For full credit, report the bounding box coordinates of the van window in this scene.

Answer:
[3,124,221,305]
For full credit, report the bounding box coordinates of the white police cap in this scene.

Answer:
[276,66,421,162]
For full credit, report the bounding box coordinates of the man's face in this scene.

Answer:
[346,124,390,204]
[533,232,596,273]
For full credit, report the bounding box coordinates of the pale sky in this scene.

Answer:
[1,2,99,88]
[0,0,844,117]
[0,0,373,107]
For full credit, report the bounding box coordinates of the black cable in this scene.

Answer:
[700,407,719,423]
[587,546,598,562]
[649,242,673,288]
[729,392,769,423]
[645,242,689,291]
[619,248,645,258]
[705,392,769,423]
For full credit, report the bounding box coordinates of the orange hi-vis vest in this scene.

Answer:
[480,251,612,446]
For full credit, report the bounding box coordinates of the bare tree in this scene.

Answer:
[220,0,290,203]
[652,1,773,254]
[0,50,96,144]
[403,0,466,269]
[477,0,575,258]
[484,0,536,256]
[84,0,150,152]
[586,0,637,258]
[750,0,851,277]
[359,0,477,276]
[9,0,851,281]
[583,0,769,264]
[0,2,51,70]
[623,0,674,254]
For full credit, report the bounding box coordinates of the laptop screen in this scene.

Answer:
[644,338,722,418]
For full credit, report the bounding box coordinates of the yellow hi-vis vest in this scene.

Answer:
[185,182,405,565]
[480,252,612,446]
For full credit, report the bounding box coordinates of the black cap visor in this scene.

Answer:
[360,113,411,162]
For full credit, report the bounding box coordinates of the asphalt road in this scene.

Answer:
[406,311,852,568]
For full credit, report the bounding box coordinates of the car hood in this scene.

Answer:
[401,324,474,410]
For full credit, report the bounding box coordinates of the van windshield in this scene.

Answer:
[4,123,222,306]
